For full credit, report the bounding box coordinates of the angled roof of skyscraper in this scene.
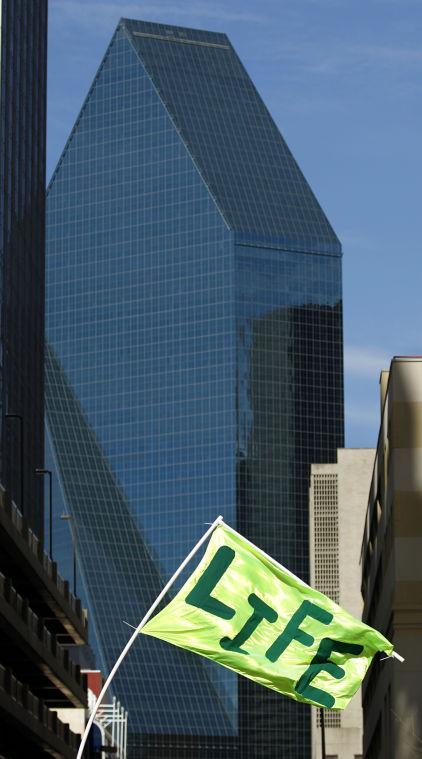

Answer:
[123,19,341,255]
[52,18,341,256]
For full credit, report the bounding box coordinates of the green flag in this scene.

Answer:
[140,523,393,709]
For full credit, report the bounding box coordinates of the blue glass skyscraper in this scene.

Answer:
[46,19,343,758]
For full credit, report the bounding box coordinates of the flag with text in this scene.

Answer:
[140,523,392,709]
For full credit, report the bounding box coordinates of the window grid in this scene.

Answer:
[45,18,344,759]
[313,472,341,729]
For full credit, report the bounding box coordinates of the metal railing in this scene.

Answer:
[96,695,128,758]
[0,663,81,752]
[0,571,85,692]
[0,484,88,633]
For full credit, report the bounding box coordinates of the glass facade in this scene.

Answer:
[0,0,48,537]
[46,19,343,758]
[235,245,343,757]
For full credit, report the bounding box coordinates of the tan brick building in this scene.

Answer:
[310,448,374,759]
[361,356,422,758]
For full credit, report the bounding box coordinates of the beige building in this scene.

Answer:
[310,448,375,759]
[361,356,422,759]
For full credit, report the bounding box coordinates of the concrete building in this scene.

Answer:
[361,357,422,759]
[310,448,375,759]
[0,483,88,757]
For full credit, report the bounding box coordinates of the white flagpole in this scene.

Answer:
[391,651,405,663]
[76,514,224,759]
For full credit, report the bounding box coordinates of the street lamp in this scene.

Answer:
[5,413,24,514]
[320,707,326,759]
[60,513,77,595]
[35,469,53,559]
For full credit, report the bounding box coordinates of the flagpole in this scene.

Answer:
[76,514,224,759]
[320,708,326,759]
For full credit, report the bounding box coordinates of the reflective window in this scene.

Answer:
[46,19,343,759]
[0,0,47,534]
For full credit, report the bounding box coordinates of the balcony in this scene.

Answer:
[0,571,87,707]
[0,484,88,644]
[0,663,81,759]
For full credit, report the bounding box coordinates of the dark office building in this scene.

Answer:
[0,0,47,537]
[45,19,344,758]
[0,484,88,758]
[0,3,90,756]
[361,358,422,759]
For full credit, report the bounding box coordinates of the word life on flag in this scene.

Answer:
[141,523,393,709]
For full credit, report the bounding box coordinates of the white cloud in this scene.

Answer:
[50,0,264,32]
[344,346,391,379]
[274,42,422,76]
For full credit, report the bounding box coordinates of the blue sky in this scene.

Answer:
[48,0,422,449]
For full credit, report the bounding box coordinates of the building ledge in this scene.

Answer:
[0,664,81,759]
[0,485,87,644]
[0,573,87,707]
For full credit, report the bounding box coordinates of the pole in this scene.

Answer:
[124,709,128,758]
[111,695,116,746]
[72,521,77,596]
[116,700,121,756]
[320,707,326,759]
[76,514,224,759]
[35,469,53,559]
[60,514,77,595]
[5,414,24,514]
[47,471,52,559]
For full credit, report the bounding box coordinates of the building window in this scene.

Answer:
[312,473,340,605]
[317,709,341,729]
